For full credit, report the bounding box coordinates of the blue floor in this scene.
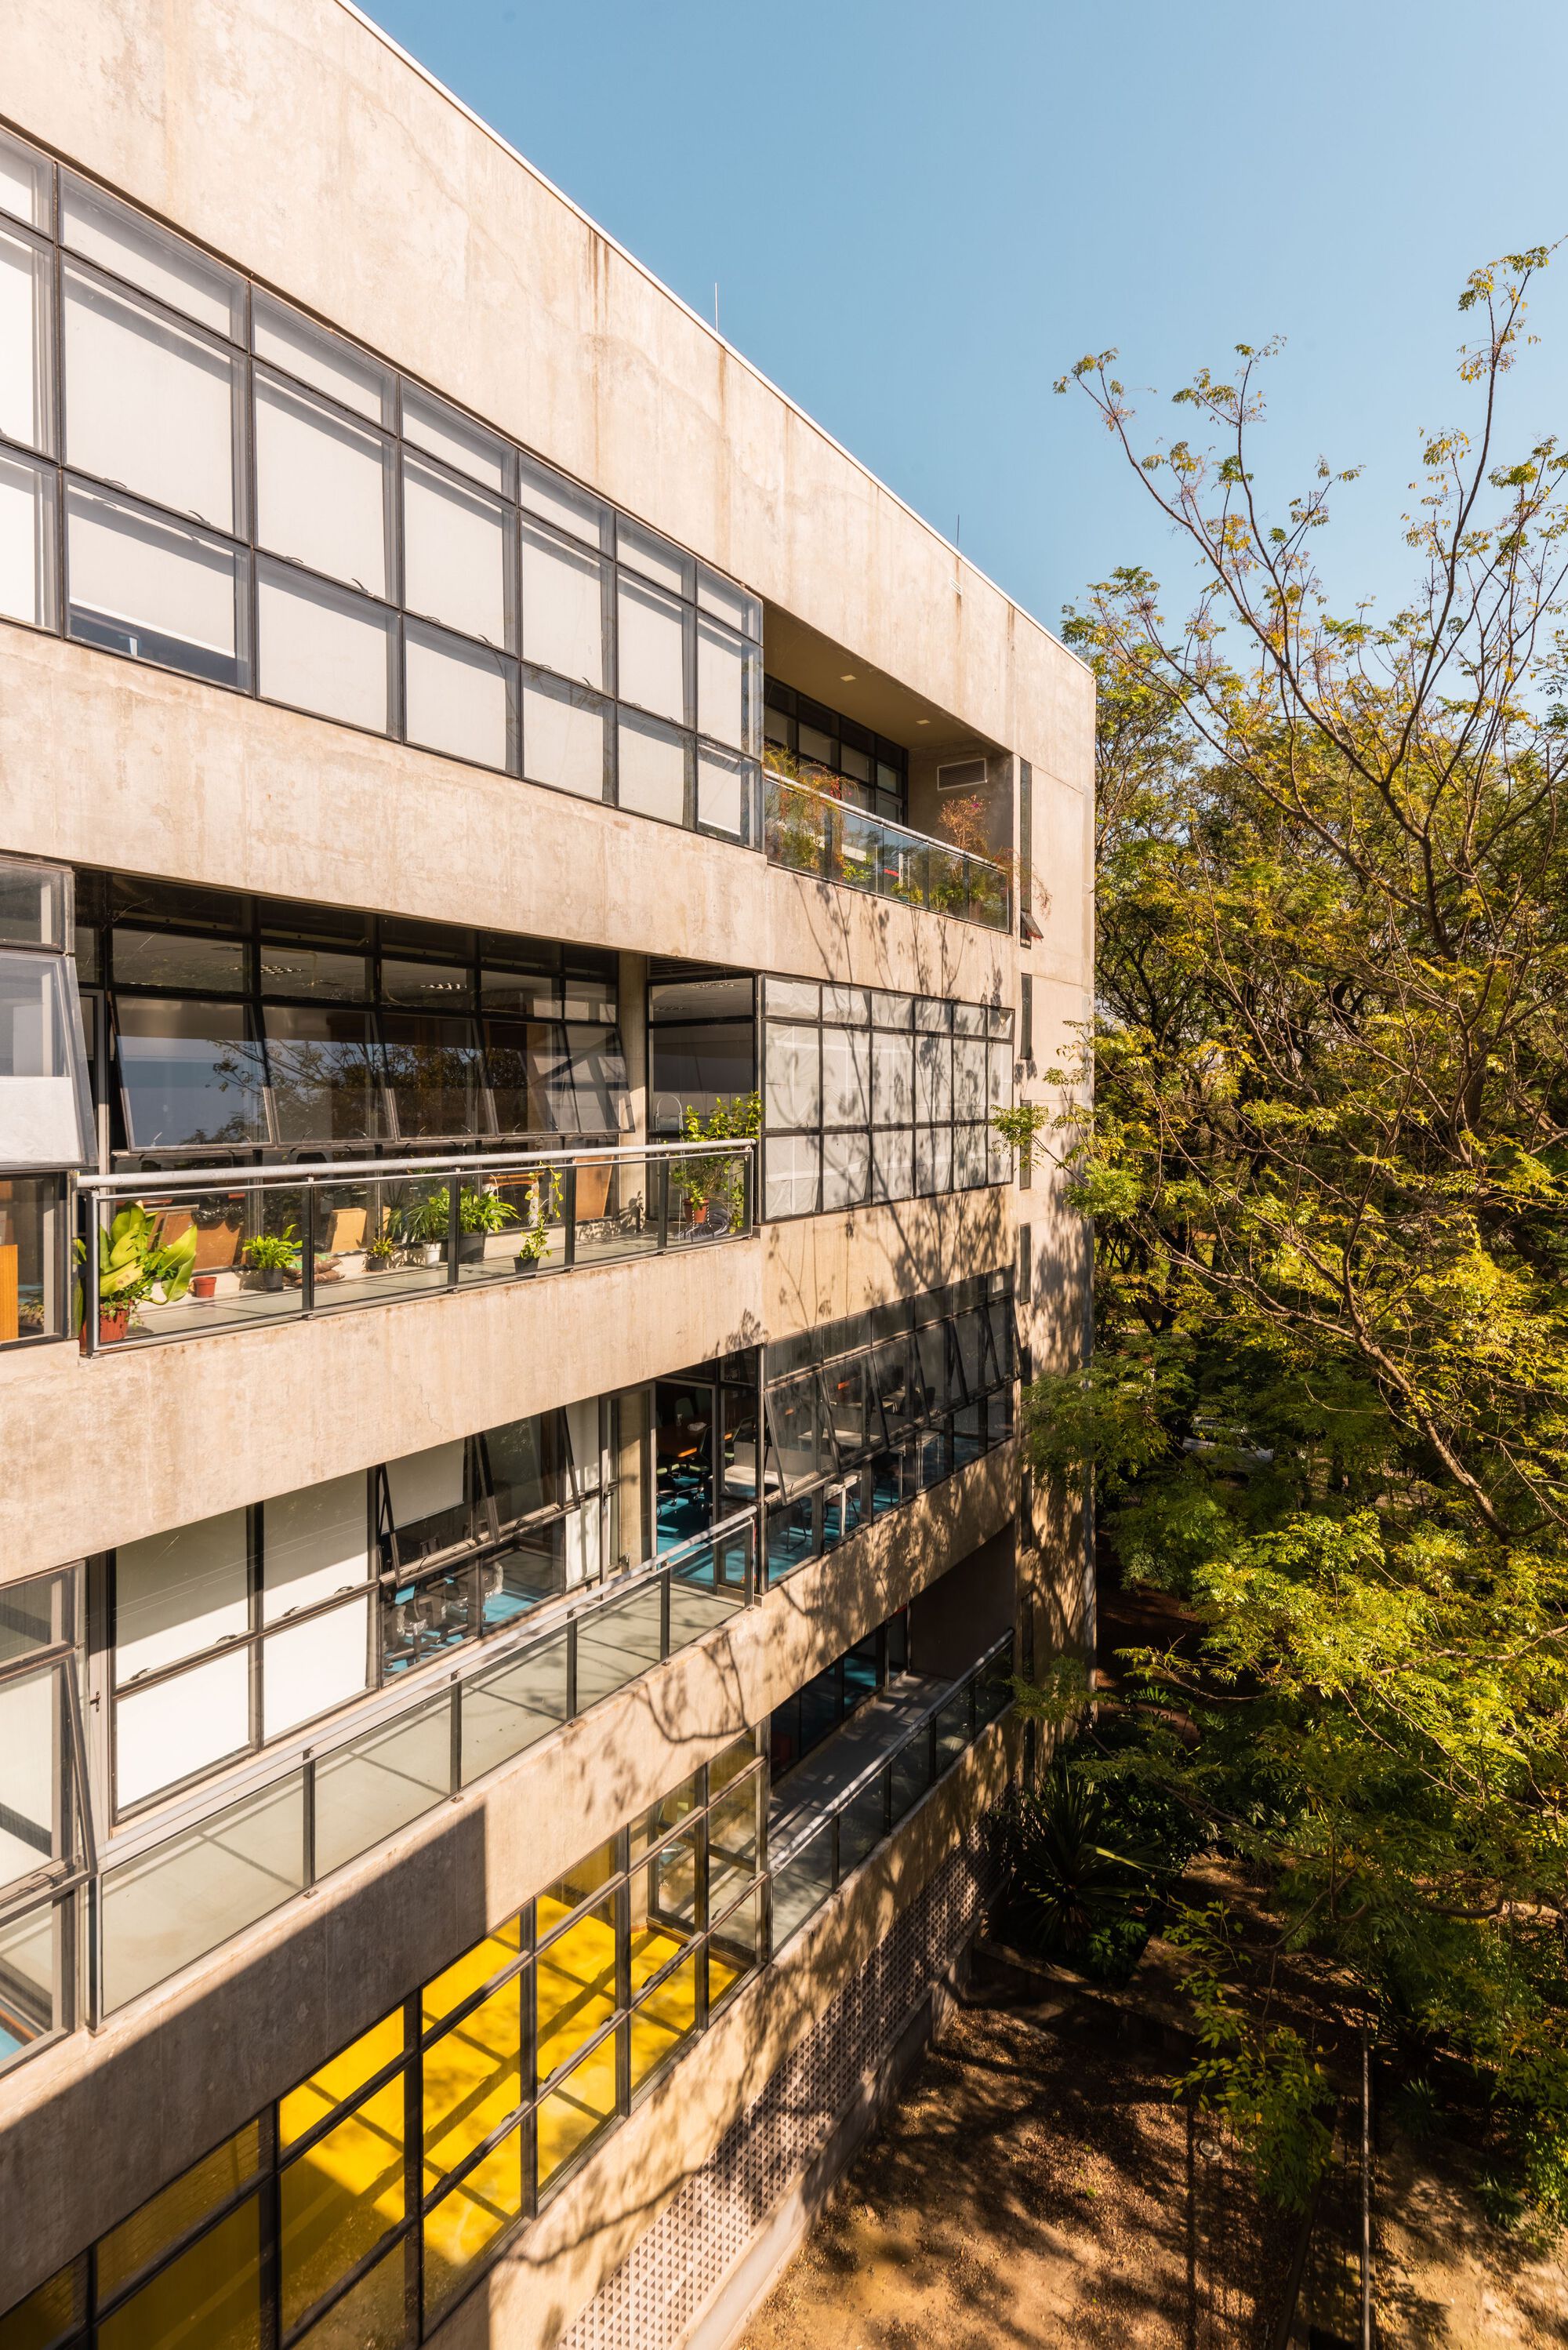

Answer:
[656,1486,712,1553]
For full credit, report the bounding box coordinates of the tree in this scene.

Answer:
[1006,247,1568,2224]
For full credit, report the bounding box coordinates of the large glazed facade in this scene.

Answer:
[0,5,1094,2346]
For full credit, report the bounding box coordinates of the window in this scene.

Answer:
[256,560,392,731]
[115,995,269,1151]
[63,268,239,532]
[401,454,510,645]
[0,220,52,453]
[0,947,94,1168]
[263,1003,386,1143]
[521,518,603,688]
[617,709,687,826]
[616,572,686,725]
[760,975,1011,1219]
[522,670,607,800]
[761,678,906,825]
[405,620,513,772]
[0,448,55,629]
[67,482,246,687]
[255,374,389,597]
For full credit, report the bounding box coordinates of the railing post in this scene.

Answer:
[563,1160,577,1271]
[84,1187,100,1356]
[446,1173,460,1289]
[449,1680,463,1796]
[657,1155,670,1251]
[565,1618,578,1720]
[303,1757,317,1889]
[659,1564,671,1661]
[830,1812,841,1891]
[300,1182,315,1317]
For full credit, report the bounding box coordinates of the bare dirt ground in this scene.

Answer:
[735,1993,1281,2350]
[1374,2130,1568,2348]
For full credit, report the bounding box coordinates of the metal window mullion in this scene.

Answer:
[404,1992,423,2342]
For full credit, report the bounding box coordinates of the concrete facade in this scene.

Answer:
[0,3,1092,2343]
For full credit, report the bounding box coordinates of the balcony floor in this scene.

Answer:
[768,1671,950,1865]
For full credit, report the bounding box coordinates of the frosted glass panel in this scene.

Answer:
[616,575,684,723]
[403,458,508,646]
[406,623,511,771]
[258,564,390,732]
[256,376,388,597]
[0,452,53,628]
[518,455,604,547]
[953,1037,987,1120]
[523,677,605,799]
[263,1598,370,1738]
[616,714,685,824]
[386,1440,465,1526]
[0,131,49,231]
[116,1651,249,1807]
[765,1022,820,1129]
[61,178,242,337]
[64,272,237,532]
[115,1509,249,1681]
[402,386,509,493]
[263,1473,371,1624]
[822,1027,870,1126]
[252,294,390,422]
[696,616,744,750]
[764,1134,819,1219]
[521,522,602,688]
[871,1031,914,1124]
[67,488,239,670]
[873,1126,914,1203]
[916,1032,953,1121]
[696,748,746,841]
[822,1130,871,1211]
[0,227,48,452]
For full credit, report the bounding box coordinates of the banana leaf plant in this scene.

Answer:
[74,1204,199,1332]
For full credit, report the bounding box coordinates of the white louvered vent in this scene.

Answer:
[935,756,987,792]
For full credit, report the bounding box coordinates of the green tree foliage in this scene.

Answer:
[1016,249,1568,2222]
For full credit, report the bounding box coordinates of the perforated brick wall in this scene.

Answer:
[559,1823,999,2350]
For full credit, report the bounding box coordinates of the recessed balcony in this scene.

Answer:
[764,771,1011,933]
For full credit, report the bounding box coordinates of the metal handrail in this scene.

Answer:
[78,1135,757,1197]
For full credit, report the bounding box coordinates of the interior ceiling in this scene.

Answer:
[761,606,996,758]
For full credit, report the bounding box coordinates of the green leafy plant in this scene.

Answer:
[1005,1761,1158,1983]
[514,1168,562,1264]
[243,1226,301,1274]
[677,1093,760,1228]
[365,1229,397,1263]
[75,1204,198,1329]
[393,1191,449,1248]
[459,1186,518,1236]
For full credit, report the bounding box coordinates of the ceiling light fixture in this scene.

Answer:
[916,717,931,726]
[840,672,856,682]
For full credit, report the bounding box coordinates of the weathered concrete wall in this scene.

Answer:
[0,1448,1015,2307]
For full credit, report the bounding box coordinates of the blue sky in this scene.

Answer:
[360,0,1568,641]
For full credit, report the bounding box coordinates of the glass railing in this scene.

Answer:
[91,1514,756,2016]
[768,1631,1014,1946]
[763,773,1011,932]
[74,1138,756,1353]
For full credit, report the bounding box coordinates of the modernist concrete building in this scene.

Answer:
[0,5,1094,2345]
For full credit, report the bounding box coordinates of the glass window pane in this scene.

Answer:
[263,1004,387,1144]
[822,1129,870,1212]
[768,1372,826,1492]
[0,130,50,231]
[0,1679,55,1883]
[115,1650,250,1808]
[379,1012,487,1139]
[616,519,691,598]
[696,616,744,750]
[263,1475,372,1622]
[916,1124,952,1197]
[521,520,603,688]
[616,574,685,724]
[281,2010,405,2148]
[0,954,93,1164]
[518,455,605,548]
[64,271,238,532]
[423,2125,524,2323]
[870,1031,914,1124]
[696,746,749,842]
[480,1016,547,1132]
[385,1439,466,1535]
[0,225,50,454]
[764,1022,820,1131]
[872,1127,914,1203]
[821,1026,869,1127]
[763,1132,818,1219]
[97,2123,261,2299]
[564,1023,629,1134]
[263,1600,369,1740]
[708,1885,760,2007]
[99,1774,305,2012]
[256,563,391,731]
[252,295,390,423]
[695,567,749,630]
[405,623,512,772]
[616,711,686,825]
[423,1974,523,2187]
[763,977,819,1018]
[292,2243,405,2350]
[707,1776,759,1902]
[629,1830,699,1989]
[536,2039,617,2192]
[402,457,508,646]
[0,1174,61,1344]
[61,178,242,338]
[535,1895,617,2080]
[0,449,55,630]
[955,1123,989,1187]
[312,1704,449,1877]
[255,376,388,597]
[279,2080,405,2334]
[423,1914,524,2030]
[113,928,245,991]
[630,1954,697,2092]
[953,1036,988,1120]
[915,1031,952,1123]
[401,384,509,493]
[67,485,244,688]
[0,2257,84,2349]
[522,673,607,800]
[116,1509,249,1683]
[115,995,268,1149]
[97,2195,260,2350]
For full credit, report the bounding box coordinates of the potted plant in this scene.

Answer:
[394,1190,449,1266]
[677,1092,760,1232]
[75,1204,199,1347]
[512,1167,561,1275]
[244,1226,302,1293]
[365,1231,397,1275]
[456,1185,518,1265]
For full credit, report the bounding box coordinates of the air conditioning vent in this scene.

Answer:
[936,756,987,792]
